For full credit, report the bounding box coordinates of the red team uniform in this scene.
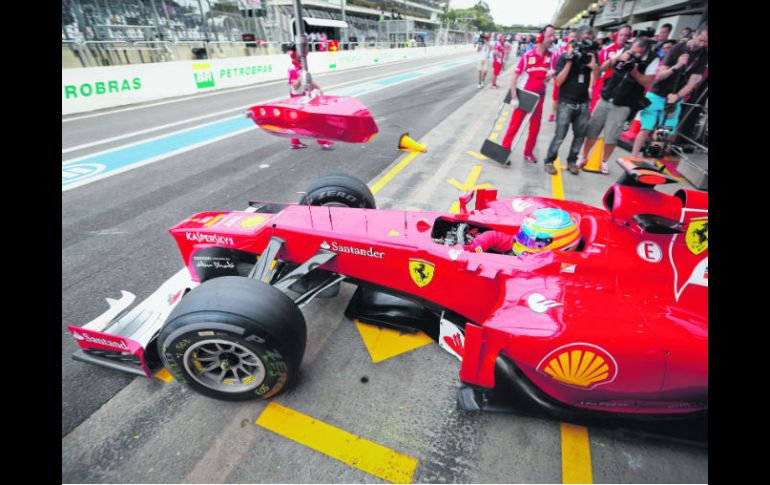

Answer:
[493,41,505,76]
[590,42,622,112]
[501,48,553,158]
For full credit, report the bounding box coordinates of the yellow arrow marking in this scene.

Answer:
[466,150,488,161]
[257,402,418,483]
[447,179,466,191]
[447,166,494,214]
[354,320,433,363]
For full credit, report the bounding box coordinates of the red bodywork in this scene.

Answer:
[169,177,707,416]
[246,95,379,143]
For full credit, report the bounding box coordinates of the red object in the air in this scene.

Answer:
[246,95,379,144]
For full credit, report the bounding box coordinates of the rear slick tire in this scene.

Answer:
[157,276,306,401]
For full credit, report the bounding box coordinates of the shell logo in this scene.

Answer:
[537,343,618,389]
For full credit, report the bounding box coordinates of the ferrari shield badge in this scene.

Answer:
[685,219,708,255]
[409,259,435,287]
[671,211,708,301]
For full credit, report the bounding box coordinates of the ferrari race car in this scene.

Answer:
[68,159,707,425]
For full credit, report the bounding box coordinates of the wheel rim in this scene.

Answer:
[183,339,266,393]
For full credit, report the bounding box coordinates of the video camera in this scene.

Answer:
[614,53,641,73]
[642,125,674,159]
[568,38,600,65]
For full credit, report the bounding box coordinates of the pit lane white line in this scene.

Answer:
[62,55,473,155]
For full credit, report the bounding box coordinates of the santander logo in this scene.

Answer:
[71,330,130,352]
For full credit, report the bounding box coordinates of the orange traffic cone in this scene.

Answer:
[581,137,605,173]
[398,133,427,152]
[621,118,641,142]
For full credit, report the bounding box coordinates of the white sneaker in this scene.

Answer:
[477,83,482,89]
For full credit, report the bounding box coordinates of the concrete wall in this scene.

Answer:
[62,44,472,115]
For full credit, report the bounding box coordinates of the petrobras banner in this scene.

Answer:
[62,44,472,115]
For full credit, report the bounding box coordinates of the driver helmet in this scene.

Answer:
[512,208,580,255]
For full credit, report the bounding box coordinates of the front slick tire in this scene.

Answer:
[158,276,306,401]
[300,172,376,208]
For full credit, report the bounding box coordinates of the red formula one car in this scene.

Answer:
[68,159,707,427]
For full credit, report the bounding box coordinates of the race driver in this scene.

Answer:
[464,208,581,255]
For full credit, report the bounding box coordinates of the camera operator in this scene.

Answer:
[631,23,708,158]
[580,36,657,174]
[542,25,597,175]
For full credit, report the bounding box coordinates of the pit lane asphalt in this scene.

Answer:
[62,51,707,483]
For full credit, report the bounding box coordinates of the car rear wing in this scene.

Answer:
[68,268,197,377]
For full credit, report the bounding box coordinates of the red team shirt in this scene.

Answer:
[591,42,623,107]
[515,49,553,95]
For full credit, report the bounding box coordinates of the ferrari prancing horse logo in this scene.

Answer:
[409,259,435,287]
[685,219,708,255]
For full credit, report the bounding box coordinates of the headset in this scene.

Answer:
[536,24,554,44]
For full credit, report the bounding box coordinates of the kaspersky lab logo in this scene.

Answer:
[193,63,215,89]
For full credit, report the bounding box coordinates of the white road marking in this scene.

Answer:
[62,127,256,192]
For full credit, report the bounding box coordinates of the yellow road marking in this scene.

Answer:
[489,132,499,141]
[551,157,565,201]
[354,320,433,363]
[447,179,466,191]
[448,166,494,213]
[495,124,503,131]
[466,150,488,161]
[256,402,419,483]
[154,368,174,382]
[552,164,592,483]
[498,117,507,123]
[370,146,426,195]
[561,423,593,483]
